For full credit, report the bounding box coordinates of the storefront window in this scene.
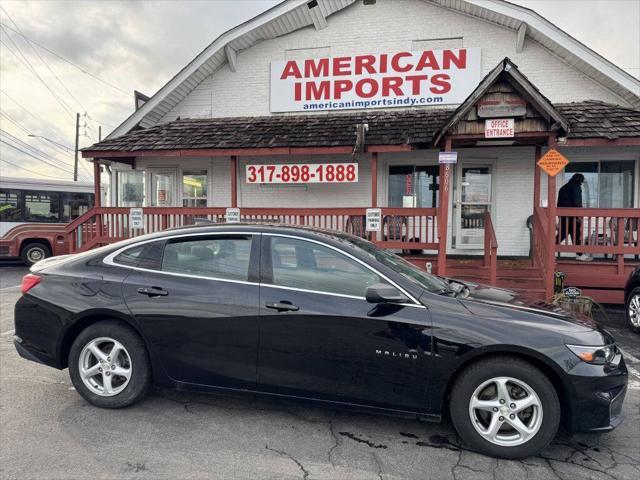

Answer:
[564,160,634,208]
[388,165,439,208]
[116,171,144,207]
[183,170,208,207]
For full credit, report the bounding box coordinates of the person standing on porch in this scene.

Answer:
[557,173,592,261]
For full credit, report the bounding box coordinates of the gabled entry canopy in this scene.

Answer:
[433,57,569,147]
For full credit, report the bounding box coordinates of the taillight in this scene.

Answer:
[21,274,41,294]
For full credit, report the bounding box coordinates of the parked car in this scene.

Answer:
[625,266,640,334]
[14,225,627,459]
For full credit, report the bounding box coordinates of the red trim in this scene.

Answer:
[83,146,355,159]
[449,131,551,140]
[365,144,412,152]
[93,162,101,208]
[545,135,558,298]
[562,137,640,147]
[437,137,452,277]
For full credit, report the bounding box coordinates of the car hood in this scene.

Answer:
[452,280,598,331]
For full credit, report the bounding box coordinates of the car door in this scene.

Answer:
[257,234,432,412]
[120,233,260,389]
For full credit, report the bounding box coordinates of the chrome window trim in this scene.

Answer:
[102,229,425,308]
[265,233,423,306]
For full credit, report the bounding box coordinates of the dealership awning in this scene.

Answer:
[82,100,640,159]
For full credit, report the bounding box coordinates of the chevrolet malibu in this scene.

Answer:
[14,224,627,459]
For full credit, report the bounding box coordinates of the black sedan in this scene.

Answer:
[14,224,627,459]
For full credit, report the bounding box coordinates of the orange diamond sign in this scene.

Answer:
[537,149,569,177]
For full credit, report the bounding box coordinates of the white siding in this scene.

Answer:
[159,0,629,123]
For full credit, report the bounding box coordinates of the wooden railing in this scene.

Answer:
[554,207,640,274]
[65,207,438,253]
[483,211,498,285]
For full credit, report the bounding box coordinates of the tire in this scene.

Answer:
[21,242,51,266]
[625,287,640,334]
[449,356,560,459]
[68,321,151,408]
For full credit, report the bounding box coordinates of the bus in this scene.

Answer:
[0,177,96,265]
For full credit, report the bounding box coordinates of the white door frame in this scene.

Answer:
[453,159,497,250]
[147,167,178,207]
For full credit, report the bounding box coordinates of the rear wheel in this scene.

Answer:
[21,242,51,266]
[449,356,560,459]
[626,287,640,334]
[68,321,151,408]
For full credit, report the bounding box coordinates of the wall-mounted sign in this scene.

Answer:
[477,98,527,118]
[270,48,481,112]
[129,208,144,230]
[484,118,514,138]
[246,163,358,184]
[438,152,458,164]
[366,208,382,232]
[225,208,240,223]
[537,149,569,177]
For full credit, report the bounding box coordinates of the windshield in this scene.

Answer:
[345,236,451,293]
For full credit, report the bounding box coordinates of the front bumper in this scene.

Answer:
[565,354,628,434]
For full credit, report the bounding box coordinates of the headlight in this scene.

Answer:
[566,344,617,365]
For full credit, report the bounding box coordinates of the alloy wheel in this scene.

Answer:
[629,294,640,327]
[78,337,132,397]
[468,376,543,447]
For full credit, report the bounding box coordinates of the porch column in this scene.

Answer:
[437,137,452,276]
[371,152,378,207]
[230,155,238,208]
[93,160,103,240]
[545,136,558,298]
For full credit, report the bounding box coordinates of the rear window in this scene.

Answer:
[113,245,147,266]
[161,236,252,281]
[112,241,163,269]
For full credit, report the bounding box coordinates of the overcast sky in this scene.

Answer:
[0,0,638,181]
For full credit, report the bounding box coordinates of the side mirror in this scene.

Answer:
[365,283,409,304]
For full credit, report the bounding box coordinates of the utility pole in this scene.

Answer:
[98,125,102,142]
[73,112,80,181]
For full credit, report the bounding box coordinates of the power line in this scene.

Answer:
[0,6,86,113]
[0,88,68,140]
[0,25,75,119]
[0,157,70,179]
[0,110,73,155]
[0,132,77,174]
[0,21,130,96]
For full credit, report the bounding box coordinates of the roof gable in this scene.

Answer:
[433,57,569,145]
[108,0,640,139]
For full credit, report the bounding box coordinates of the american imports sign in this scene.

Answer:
[270,48,481,112]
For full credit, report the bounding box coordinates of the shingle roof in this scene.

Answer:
[83,101,640,154]
[556,101,640,139]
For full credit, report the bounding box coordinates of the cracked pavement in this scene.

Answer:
[1,265,639,479]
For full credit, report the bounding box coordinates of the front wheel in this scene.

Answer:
[68,321,151,408]
[449,356,560,459]
[626,287,640,334]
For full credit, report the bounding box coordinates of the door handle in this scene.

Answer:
[265,301,299,312]
[137,286,169,297]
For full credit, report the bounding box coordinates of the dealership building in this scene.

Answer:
[77,0,640,302]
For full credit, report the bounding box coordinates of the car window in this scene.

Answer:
[113,245,147,266]
[269,237,382,297]
[161,236,252,281]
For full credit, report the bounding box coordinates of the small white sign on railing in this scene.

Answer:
[129,208,144,230]
[366,208,382,232]
[226,208,241,223]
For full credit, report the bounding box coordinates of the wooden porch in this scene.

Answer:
[65,205,639,304]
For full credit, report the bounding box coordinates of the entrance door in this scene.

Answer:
[149,169,177,207]
[454,164,493,249]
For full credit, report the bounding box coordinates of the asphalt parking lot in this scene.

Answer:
[1,263,639,480]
